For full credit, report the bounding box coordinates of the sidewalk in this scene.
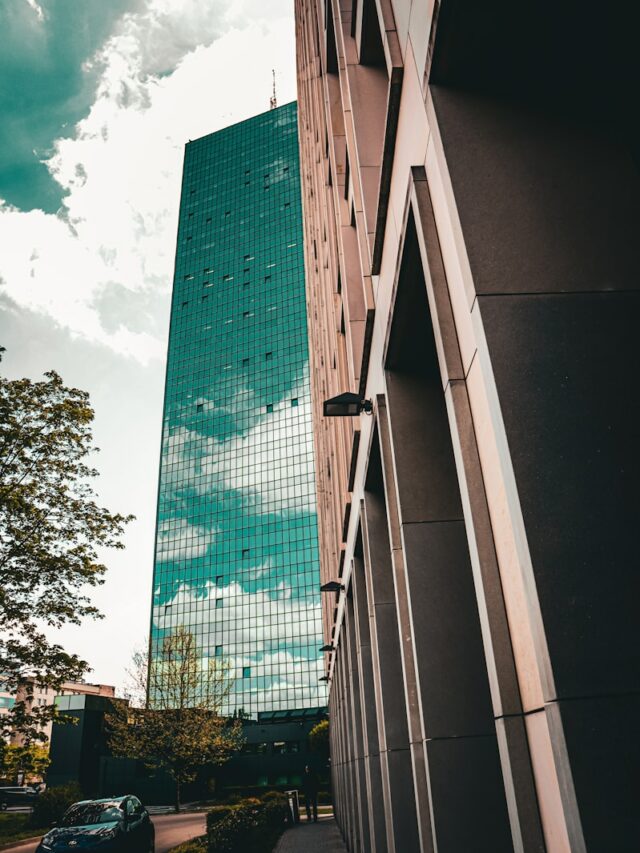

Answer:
[273,816,347,853]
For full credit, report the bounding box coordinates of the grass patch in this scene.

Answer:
[168,836,207,852]
[0,812,46,845]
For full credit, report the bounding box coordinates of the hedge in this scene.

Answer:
[207,799,287,853]
[30,783,83,828]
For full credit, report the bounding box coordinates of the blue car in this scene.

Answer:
[36,796,155,852]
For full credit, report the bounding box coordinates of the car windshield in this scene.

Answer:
[61,803,123,827]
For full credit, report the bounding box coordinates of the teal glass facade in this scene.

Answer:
[150,103,326,715]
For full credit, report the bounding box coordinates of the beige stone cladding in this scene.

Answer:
[295,1,640,851]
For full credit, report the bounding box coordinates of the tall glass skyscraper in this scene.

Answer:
[150,102,326,716]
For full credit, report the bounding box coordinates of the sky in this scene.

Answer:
[0,0,298,693]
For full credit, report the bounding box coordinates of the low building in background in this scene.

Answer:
[294,0,639,851]
[47,696,328,804]
[0,679,115,747]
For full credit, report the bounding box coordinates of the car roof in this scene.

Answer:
[74,796,129,805]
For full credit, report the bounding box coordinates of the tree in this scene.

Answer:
[0,743,50,784]
[0,348,133,742]
[107,627,244,812]
[308,719,329,757]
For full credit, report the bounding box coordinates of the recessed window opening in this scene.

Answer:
[196,403,203,412]
[266,403,273,413]
[291,398,299,407]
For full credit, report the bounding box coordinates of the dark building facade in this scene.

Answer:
[294,0,639,851]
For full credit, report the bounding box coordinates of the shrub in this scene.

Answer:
[207,800,287,853]
[206,805,237,832]
[30,783,83,829]
[260,790,286,804]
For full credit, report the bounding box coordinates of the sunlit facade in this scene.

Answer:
[150,102,326,716]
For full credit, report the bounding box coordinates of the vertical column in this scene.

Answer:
[362,452,421,853]
[345,591,370,851]
[352,546,387,852]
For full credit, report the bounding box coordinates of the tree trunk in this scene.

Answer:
[174,779,181,813]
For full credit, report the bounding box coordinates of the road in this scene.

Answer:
[1,812,206,853]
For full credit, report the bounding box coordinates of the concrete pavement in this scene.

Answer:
[273,816,347,853]
[0,812,206,853]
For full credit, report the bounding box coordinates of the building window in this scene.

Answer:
[182,301,189,308]
[242,358,249,367]
[242,548,250,557]
[215,646,223,657]
[215,598,223,609]
[265,352,272,360]
[184,274,193,281]
[291,398,298,407]
[242,667,251,678]
[266,403,273,413]
[196,403,203,412]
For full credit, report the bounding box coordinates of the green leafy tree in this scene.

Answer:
[0,743,50,783]
[308,719,329,757]
[0,348,133,741]
[107,627,244,812]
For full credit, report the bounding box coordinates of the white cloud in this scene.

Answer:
[156,517,215,561]
[153,580,326,712]
[0,0,297,364]
[25,0,45,22]
[161,371,316,514]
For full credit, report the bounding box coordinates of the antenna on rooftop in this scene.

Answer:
[270,69,277,110]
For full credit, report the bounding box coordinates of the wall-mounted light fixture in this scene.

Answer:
[320,580,344,593]
[323,392,373,417]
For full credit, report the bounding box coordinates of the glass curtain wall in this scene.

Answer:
[150,103,326,716]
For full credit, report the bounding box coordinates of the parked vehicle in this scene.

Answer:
[0,785,39,808]
[35,795,155,852]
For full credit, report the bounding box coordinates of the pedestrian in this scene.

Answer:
[302,764,319,822]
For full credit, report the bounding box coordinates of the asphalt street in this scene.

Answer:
[1,812,206,853]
